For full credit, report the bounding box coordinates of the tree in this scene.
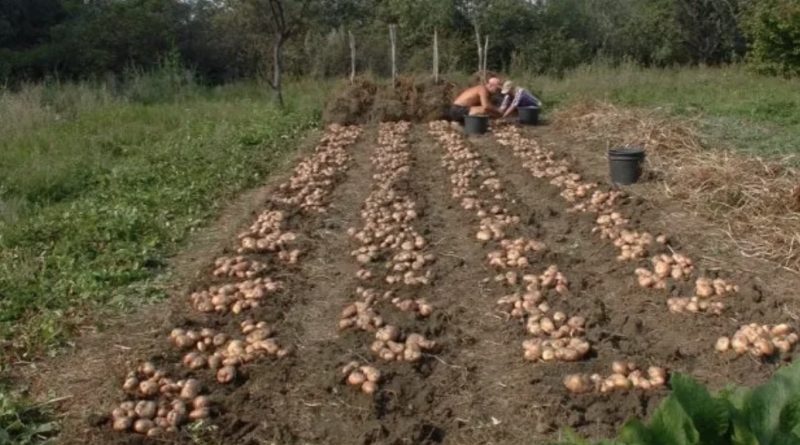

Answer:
[234,0,316,106]
[742,0,800,76]
[455,0,491,75]
[589,0,679,66]
[674,0,742,64]
[0,0,66,49]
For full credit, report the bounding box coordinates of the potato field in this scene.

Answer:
[32,120,800,445]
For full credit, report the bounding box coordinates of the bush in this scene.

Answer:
[743,0,800,76]
[120,50,198,104]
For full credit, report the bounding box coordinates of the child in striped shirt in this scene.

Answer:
[499,80,542,118]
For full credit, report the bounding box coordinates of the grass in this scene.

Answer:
[0,73,328,443]
[0,76,328,361]
[516,64,800,157]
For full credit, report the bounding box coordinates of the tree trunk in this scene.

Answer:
[272,34,284,107]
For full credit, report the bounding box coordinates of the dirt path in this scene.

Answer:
[18,122,800,445]
[189,128,379,445]
[410,127,532,444]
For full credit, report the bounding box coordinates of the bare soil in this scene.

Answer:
[17,121,800,445]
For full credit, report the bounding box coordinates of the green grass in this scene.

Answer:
[0,382,58,445]
[515,64,800,157]
[0,78,327,360]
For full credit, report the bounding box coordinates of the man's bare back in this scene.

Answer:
[449,77,502,123]
[454,85,490,108]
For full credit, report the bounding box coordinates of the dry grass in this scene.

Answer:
[554,101,800,271]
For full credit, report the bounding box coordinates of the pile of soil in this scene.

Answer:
[322,78,377,125]
[324,76,456,124]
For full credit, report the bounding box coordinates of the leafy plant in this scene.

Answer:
[0,386,58,445]
[558,360,800,445]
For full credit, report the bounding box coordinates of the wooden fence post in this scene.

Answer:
[389,24,398,84]
[349,30,356,84]
[474,25,483,81]
[483,35,489,79]
[433,29,439,83]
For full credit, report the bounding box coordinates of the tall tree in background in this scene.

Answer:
[0,0,68,79]
[234,0,315,106]
[742,0,800,76]
[674,0,742,64]
[456,0,491,76]
[2,0,800,83]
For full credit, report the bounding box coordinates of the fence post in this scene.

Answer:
[389,24,398,84]
[433,29,439,83]
[474,25,483,81]
[483,35,489,79]
[349,30,356,84]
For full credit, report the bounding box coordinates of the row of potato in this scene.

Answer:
[340,122,437,395]
[433,122,667,395]
[109,124,362,436]
[564,361,668,394]
[428,121,596,368]
[493,125,797,362]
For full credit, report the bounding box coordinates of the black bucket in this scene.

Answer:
[518,106,540,125]
[608,146,646,185]
[464,115,489,135]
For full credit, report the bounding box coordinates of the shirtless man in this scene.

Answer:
[449,77,502,124]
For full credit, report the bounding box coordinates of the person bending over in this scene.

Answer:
[499,80,542,118]
[449,77,502,124]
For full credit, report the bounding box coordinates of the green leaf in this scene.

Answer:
[670,373,732,444]
[731,421,760,445]
[648,396,701,445]
[779,395,800,437]
[31,421,58,434]
[619,419,654,445]
[731,361,800,445]
[619,396,700,445]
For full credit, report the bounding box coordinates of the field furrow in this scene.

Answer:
[27,121,800,445]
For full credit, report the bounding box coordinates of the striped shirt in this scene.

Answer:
[500,88,541,112]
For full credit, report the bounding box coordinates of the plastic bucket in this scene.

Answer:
[518,106,540,125]
[608,147,645,185]
[464,115,489,135]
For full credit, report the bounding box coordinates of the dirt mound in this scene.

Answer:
[322,77,378,125]
[323,76,456,124]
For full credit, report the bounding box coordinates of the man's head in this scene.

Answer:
[501,80,515,95]
[486,77,502,94]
